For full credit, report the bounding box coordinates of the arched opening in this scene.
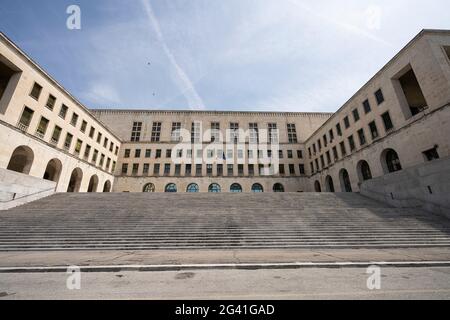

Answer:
[208,183,221,193]
[165,183,177,193]
[230,183,242,193]
[103,180,112,192]
[314,181,322,192]
[251,183,264,193]
[143,183,155,192]
[273,183,285,193]
[381,149,402,174]
[87,175,99,193]
[339,169,353,192]
[357,160,373,182]
[7,146,34,174]
[325,176,335,192]
[67,168,83,193]
[187,183,199,193]
[43,158,62,184]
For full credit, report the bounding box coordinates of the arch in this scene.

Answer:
[67,168,83,193]
[208,183,221,193]
[381,149,402,174]
[87,175,99,193]
[165,183,177,193]
[103,180,112,192]
[357,160,373,182]
[143,183,155,193]
[230,183,242,193]
[314,180,322,192]
[325,175,335,192]
[43,158,62,184]
[339,169,353,192]
[7,146,34,174]
[273,183,285,193]
[187,183,199,193]
[251,183,264,193]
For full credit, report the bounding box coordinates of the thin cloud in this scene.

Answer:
[140,0,206,110]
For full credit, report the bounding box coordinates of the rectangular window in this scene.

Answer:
[320,155,325,168]
[155,149,161,159]
[100,154,105,167]
[279,164,285,175]
[375,89,385,105]
[268,123,278,143]
[323,134,328,147]
[287,150,293,159]
[329,129,334,142]
[423,148,440,162]
[249,123,259,144]
[336,123,342,136]
[153,164,160,176]
[35,116,49,138]
[207,164,213,176]
[381,111,394,132]
[196,164,202,176]
[59,104,68,119]
[344,116,350,129]
[289,164,295,175]
[106,158,111,171]
[164,164,171,176]
[317,139,322,151]
[238,164,244,176]
[230,123,239,143]
[227,164,234,176]
[131,122,142,142]
[358,128,366,146]
[297,150,303,159]
[166,149,172,158]
[84,145,91,160]
[248,164,254,176]
[363,99,371,114]
[191,122,202,143]
[171,122,182,142]
[75,139,82,155]
[145,149,151,158]
[326,151,331,165]
[143,164,150,175]
[287,124,298,143]
[332,146,338,161]
[64,133,73,150]
[121,163,128,175]
[352,108,360,122]
[278,150,284,159]
[70,113,78,126]
[115,146,119,156]
[46,94,56,110]
[112,161,116,173]
[124,149,130,158]
[135,149,141,158]
[211,122,220,142]
[103,137,108,148]
[185,164,192,176]
[92,149,98,163]
[237,149,243,159]
[89,127,95,139]
[132,164,139,175]
[217,164,223,176]
[369,121,379,139]
[97,132,102,144]
[30,82,42,100]
[109,142,114,152]
[348,135,356,152]
[340,141,347,157]
[151,122,162,142]
[398,68,428,116]
[259,164,265,176]
[80,120,87,133]
[18,106,34,131]
[51,126,62,145]
[175,164,181,176]
[299,164,305,175]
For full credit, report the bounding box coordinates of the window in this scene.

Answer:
[175,164,181,176]
[230,183,242,193]
[352,108,360,122]
[329,129,334,142]
[97,132,102,144]
[273,183,284,193]
[51,126,62,145]
[259,164,265,175]
[191,122,201,143]
[35,116,49,138]
[357,129,366,146]
[109,142,114,152]
[211,122,220,142]
[249,123,259,144]
[46,94,56,110]
[74,139,82,155]
[143,183,155,193]
[279,164,285,175]
[155,149,161,159]
[268,123,278,143]
[131,122,142,142]
[340,141,347,157]
[423,147,440,162]
[103,137,108,148]
[135,149,141,158]
[59,104,68,119]
[89,127,95,138]
[336,123,342,136]
[209,183,221,193]
[177,149,183,158]
[332,146,338,161]
[70,113,78,126]
[381,111,394,132]
[121,163,128,175]
[317,139,322,151]
[164,164,171,176]
[165,183,177,193]
[445,46,450,63]
[299,164,305,175]
[64,133,73,150]
[252,184,263,193]
[99,154,105,167]
[80,120,87,133]
[230,123,239,143]
[326,151,331,165]
[207,164,213,176]
[385,149,402,173]
[375,89,385,105]
[287,124,298,143]
[145,149,151,158]
[185,164,192,176]
[297,150,303,159]
[187,183,199,193]
[153,163,160,176]
[84,145,91,160]
[363,99,371,114]
[124,149,131,158]
[289,164,295,175]
[287,150,293,159]
[166,149,172,158]
[18,107,34,130]
[151,122,162,142]
[238,164,244,176]
[196,164,202,176]
[106,158,111,171]
[92,149,98,163]
[112,161,116,173]
[171,122,181,142]
[320,155,325,168]
[323,134,328,147]
[344,116,350,129]
[369,121,379,139]
[279,150,284,159]
[398,68,428,116]
[227,164,234,176]
[248,164,255,176]
[30,82,42,100]
[115,146,119,156]
[348,135,356,152]
[217,164,223,176]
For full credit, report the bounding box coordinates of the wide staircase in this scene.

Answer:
[1,193,450,251]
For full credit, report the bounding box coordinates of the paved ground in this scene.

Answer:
[1,266,450,300]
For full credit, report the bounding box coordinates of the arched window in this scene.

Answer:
[7,146,34,174]
[325,176,335,192]
[208,183,221,193]
[67,168,83,193]
[383,149,402,173]
[187,183,199,193]
[273,183,285,192]
[143,183,155,192]
[230,183,242,193]
[87,175,99,193]
[314,181,322,192]
[103,180,112,192]
[165,183,177,193]
[357,160,373,182]
[43,158,62,184]
[339,169,353,192]
[251,183,264,193]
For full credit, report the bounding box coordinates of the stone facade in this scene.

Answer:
[1,29,449,198]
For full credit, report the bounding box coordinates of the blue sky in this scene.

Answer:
[1,0,449,112]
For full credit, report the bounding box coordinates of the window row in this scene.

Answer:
[143,182,286,193]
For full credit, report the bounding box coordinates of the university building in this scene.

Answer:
[0,29,449,213]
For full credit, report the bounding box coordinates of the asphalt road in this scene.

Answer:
[1,266,450,300]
